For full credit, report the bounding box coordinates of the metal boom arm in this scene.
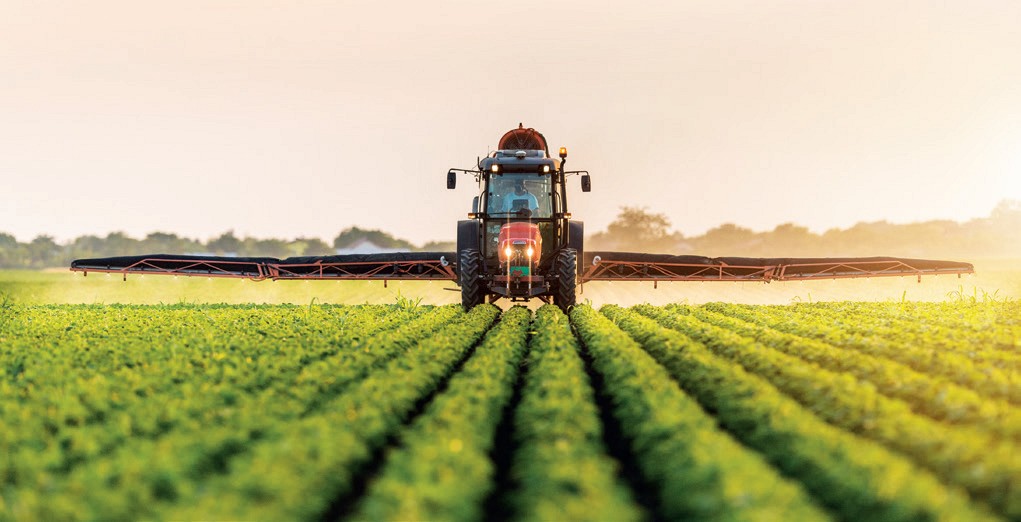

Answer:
[70,252,973,285]
[580,252,974,283]
[70,253,457,282]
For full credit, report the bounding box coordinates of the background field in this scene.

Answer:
[2,257,1019,307]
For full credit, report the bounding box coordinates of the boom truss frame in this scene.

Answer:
[71,254,973,285]
[579,258,974,284]
[71,257,457,283]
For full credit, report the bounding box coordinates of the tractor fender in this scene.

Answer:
[568,221,584,251]
[456,220,481,274]
[568,221,584,279]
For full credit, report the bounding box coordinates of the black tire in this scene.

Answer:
[459,249,486,310]
[553,248,577,312]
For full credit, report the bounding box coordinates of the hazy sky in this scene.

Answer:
[2,1,1019,245]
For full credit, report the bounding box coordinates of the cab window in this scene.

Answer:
[487,174,552,218]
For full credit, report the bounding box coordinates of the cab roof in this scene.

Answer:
[480,151,558,173]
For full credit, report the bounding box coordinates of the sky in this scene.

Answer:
[2,1,1019,245]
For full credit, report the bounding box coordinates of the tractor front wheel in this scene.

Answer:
[553,248,577,312]
[459,249,486,310]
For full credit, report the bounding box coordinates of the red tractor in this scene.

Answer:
[446,124,590,310]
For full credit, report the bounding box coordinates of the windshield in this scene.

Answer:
[486,173,552,218]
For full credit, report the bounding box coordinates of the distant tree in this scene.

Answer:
[69,235,106,260]
[207,231,243,255]
[589,206,682,252]
[691,223,759,256]
[0,232,26,267]
[28,235,61,267]
[287,237,332,257]
[992,199,1021,219]
[103,232,140,257]
[141,232,201,254]
[765,223,819,256]
[242,237,290,258]
[990,199,1021,234]
[285,241,306,257]
[832,221,899,255]
[976,199,1021,257]
[333,227,414,251]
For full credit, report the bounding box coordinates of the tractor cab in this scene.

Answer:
[447,124,590,309]
[481,166,553,288]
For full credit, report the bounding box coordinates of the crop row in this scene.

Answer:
[714,302,1021,405]
[506,305,642,521]
[571,305,828,520]
[787,302,1021,366]
[690,303,1021,441]
[351,306,532,521]
[801,301,1021,355]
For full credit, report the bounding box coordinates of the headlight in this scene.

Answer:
[526,246,534,257]
[504,246,512,257]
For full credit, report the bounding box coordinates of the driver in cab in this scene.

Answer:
[502,179,539,214]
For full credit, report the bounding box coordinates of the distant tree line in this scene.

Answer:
[332,227,454,252]
[589,200,1021,259]
[2,201,1018,269]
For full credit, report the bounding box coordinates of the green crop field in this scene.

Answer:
[1,299,1019,521]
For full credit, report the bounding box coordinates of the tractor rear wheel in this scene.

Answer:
[459,249,486,310]
[553,248,577,312]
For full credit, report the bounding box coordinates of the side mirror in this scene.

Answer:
[472,196,479,213]
[447,170,456,189]
[581,174,591,192]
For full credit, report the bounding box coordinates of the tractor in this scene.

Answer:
[446,125,591,310]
